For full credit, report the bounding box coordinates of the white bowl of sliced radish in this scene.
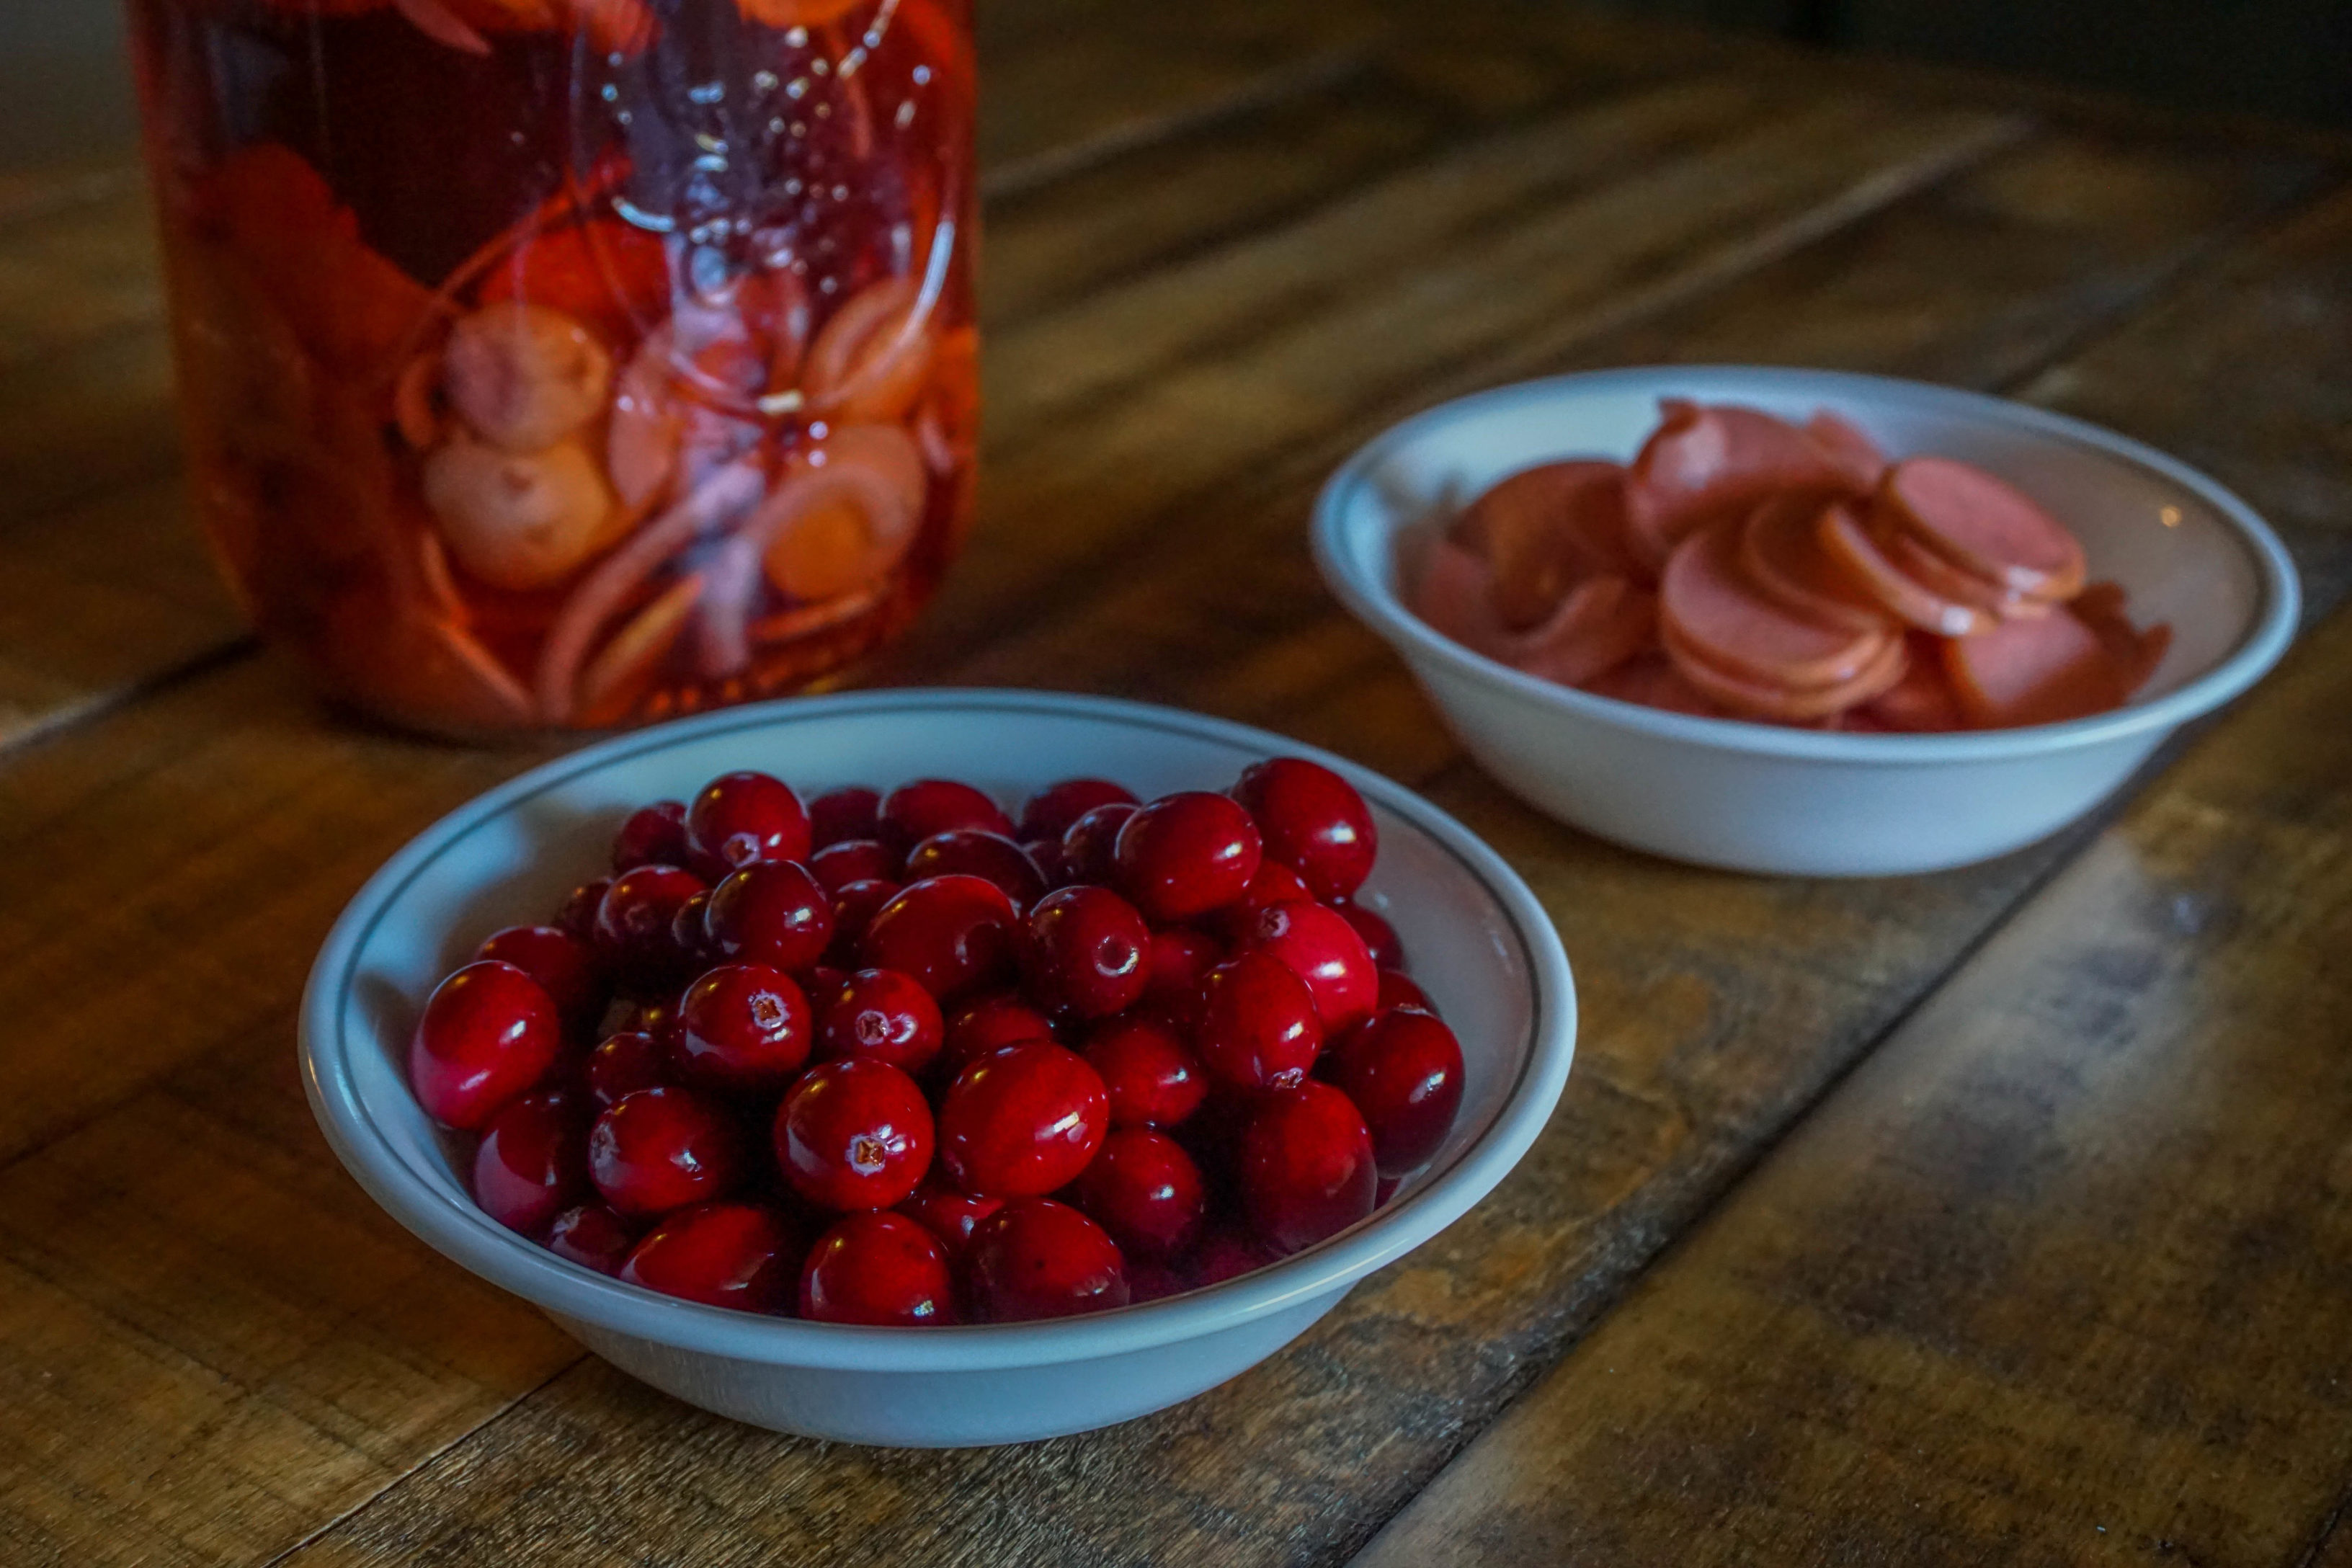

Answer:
[1312,366,2299,876]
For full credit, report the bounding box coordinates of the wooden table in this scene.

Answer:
[6,2,2352,1562]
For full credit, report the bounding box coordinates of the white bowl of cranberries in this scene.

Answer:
[301,690,1574,1445]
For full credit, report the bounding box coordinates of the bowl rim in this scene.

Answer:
[300,687,1577,1372]
[1311,364,2302,763]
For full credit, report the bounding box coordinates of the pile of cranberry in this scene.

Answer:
[407,758,1465,1324]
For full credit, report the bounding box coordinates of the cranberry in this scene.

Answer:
[903,829,1047,906]
[1193,950,1324,1091]
[1114,792,1262,923]
[671,963,811,1093]
[878,779,1012,855]
[827,877,903,965]
[1023,837,1072,888]
[685,770,811,880]
[937,1040,1109,1197]
[1376,969,1433,1012]
[775,1059,935,1211]
[810,837,896,895]
[1324,1006,1464,1175]
[1375,1173,1402,1208]
[622,992,681,1043]
[816,968,945,1074]
[1213,859,1315,944]
[669,889,713,970]
[594,865,708,993]
[1020,886,1151,1020]
[1058,801,1137,886]
[858,874,1018,999]
[586,1029,668,1107]
[1187,1225,1275,1288]
[409,961,564,1129]
[939,991,1056,1081]
[612,799,690,872]
[472,1089,591,1234]
[588,1086,747,1215]
[799,1211,956,1325]
[476,925,606,1035]
[1073,1130,1206,1261]
[619,1202,800,1312]
[554,877,611,941]
[1142,927,1222,1028]
[1129,1262,1189,1303]
[1234,757,1377,902]
[1337,901,1406,972]
[896,1182,1004,1262]
[1082,1012,1208,1129]
[964,1199,1130,1322]
[545,1202,638,1275]
[1018,778,1139,842]
[703,860,834,974]
[1239,1082,1376,1254]
[1237,901,1378,1035]
[808,785,882,847]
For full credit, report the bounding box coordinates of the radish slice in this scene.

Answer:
[1661,517,1894,688]
[1740,494,1895,635]
[1805,410,1887,490]
[1512,575,1656,688]
[1582,651,1721,716]
[1861,636,1966,731]
[1876,519,2054,620]
[1623,398,1859,570]
[1943,611,2126,727]
[1816,502,1992,638]
[1661,616,1909,722]
[1412,536,1511,662]
[1876,457,2086,599]
[1451,460,1633,627]
[2070,581,2173,695]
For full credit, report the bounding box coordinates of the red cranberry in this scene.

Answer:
[1376,969,1433,1012]
[1058,801,1137,886]
[554,877,610,941]
[1073,1130,1206,1261]
[816,968,945,1074]
[964,1199,1129,1322]
[1234,758,1377,902]
[1019,778,1139,842]
[1214,860,1315,944]
[1142,927,1222,1028]
[1237,901,1378,1035]
[1023,837,1073,888]
[545,1202,638,1275]
[810,837,896,895]
[1337,901,1405,972]
[685,770,811,880]
[1187,1225,1274,1288]
[904,829,1047,906]
[612,800,690,872]
[827,877,902,965]
[808,785,881,848]
[594,865,708,993]
[703,860,834,974]
[472,1089,591,1234]
[1020,886,1151,1020]
[1129,1262,1188,1303]
[1324,1007,1465,1176]
[671,963,811,1093]
[669,889,713,970]
[1375,1173,1402,1207]
[1115,792,1262,923]
[622,992,681,1043]
[799,1211,956,1325]
[586,1029,668,1106]
[858,874,1018,999]
[588,1086,747,1215]
[939,991,1056,1081]
[775,1059,934,1211]
[476,925,606,1035]
[619,1202,800,1311]
[1083,1012,1208,1129]
[1239,1082,1376,1254]
[896,1182,1003,1262]
[409,961,564,1129]
[937,1040,1108,1198]
[1193,950,1324,1091]
[878,779,1012,855]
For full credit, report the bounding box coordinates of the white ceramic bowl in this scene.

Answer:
[300,690,1575,1446]
[1313,365,2300,876]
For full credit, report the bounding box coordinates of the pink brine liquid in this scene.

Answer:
[128,0,978,734]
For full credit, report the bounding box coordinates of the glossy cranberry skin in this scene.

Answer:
[1115,792,1263,923]
[702,860,834,974]
[1376,969,1433,1012]
[669,890,713,970]
[858,874,1019,1000]
[594,865,708,993]
[1238,901,1378,1035]
[1234,758,1377,902]
[1214,860,1315,944]
[964,1199,1130,1322]
[808,785,882,848]
[896,1182,1004,1262]
[810,838,896,896]
[1020,886,1152,1020]
[472,1090,592,1234]
[685,770,811,881]
[545,1202,638,1275]
[409,961,564,1130]
[878,779,1012,856]
[671,963,811,1093]
[1129,1262,1189,1303]
[816,968,945,1074]
[1337,901,1405,972]
[1023,837,1073,888]
[827,878,903,966]
[1143,927,1222,1028]
[588,1086,747,1215]
[1073,1131,1206,1261]
[623,992,681,1044]
[937,1041,1110,1198]
[1193,950,1324,1091]
[938,991,1056,1081]
[1239,1082,1377,1255]
[1019,778,1139,842]
[1324,1007,1465,1176]
[586,1029,668,1107]
[1083,1012,1208,1129]
[620,1202,800,1312]
[476,925,606,1035]
[775,1059,935,1211]
[554,877,610,941]
[1188,1226,1275,1288]
[904,829,1048,907]
[1058,801,1137,886]
[612,800,690,872]
[799,1211,957,1325]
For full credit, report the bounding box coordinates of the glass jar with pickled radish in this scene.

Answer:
[126,0,977,735]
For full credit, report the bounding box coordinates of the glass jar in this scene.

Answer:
[126,0,977,734]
